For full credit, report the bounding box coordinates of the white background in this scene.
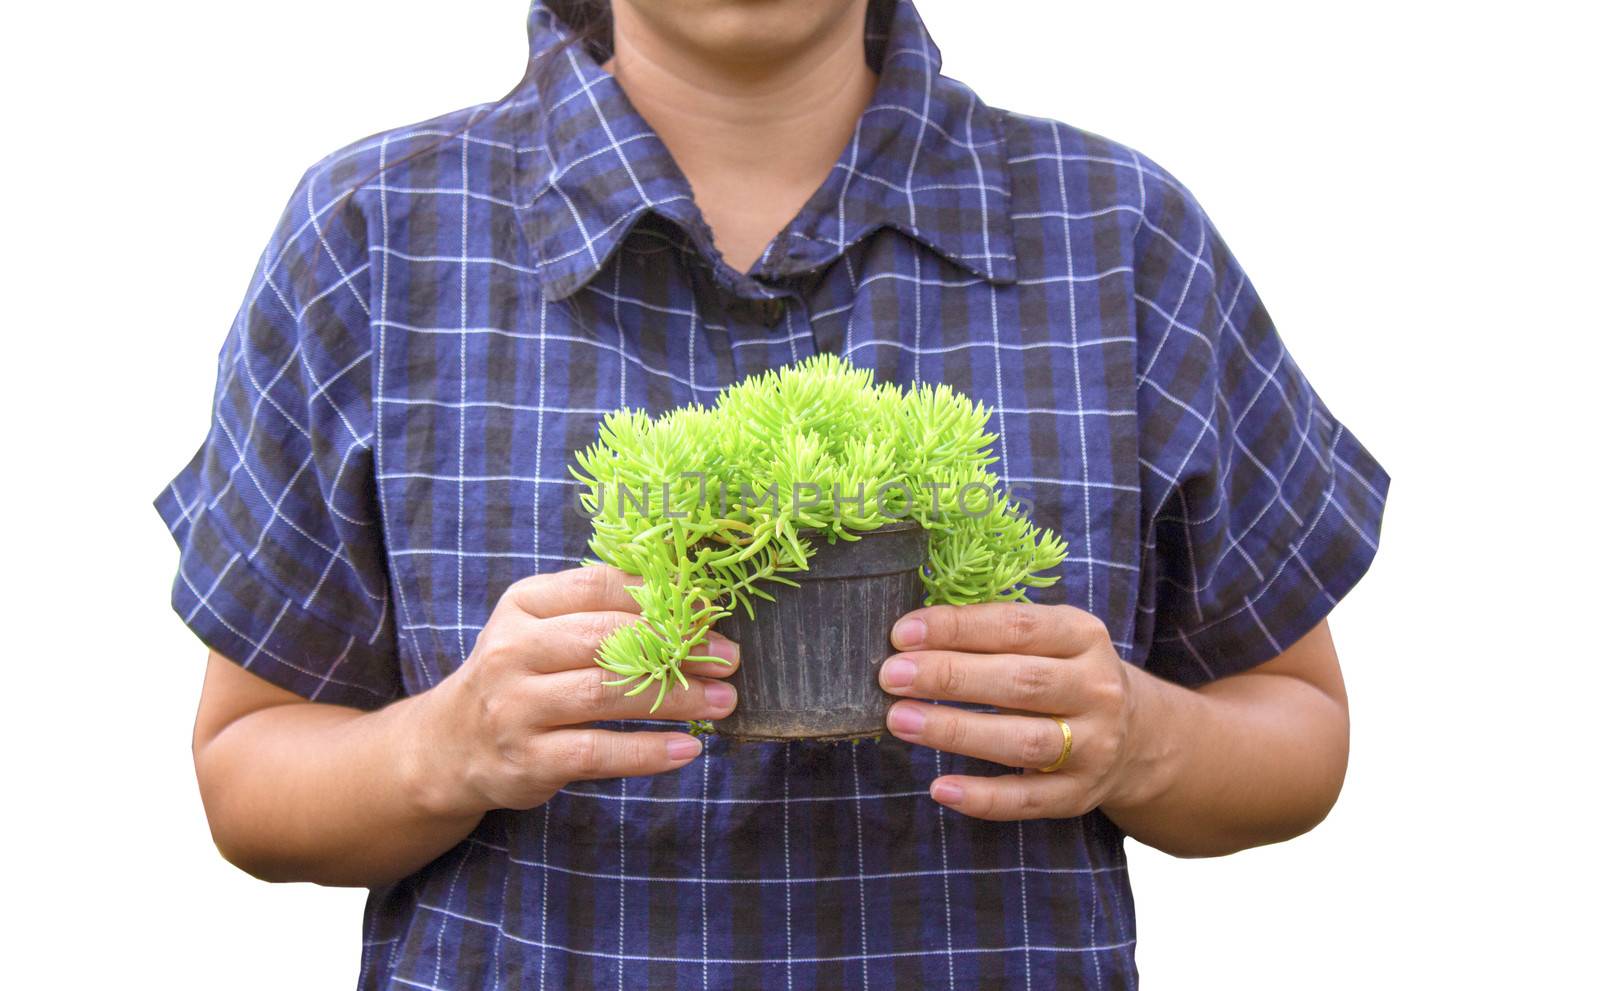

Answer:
[5,0,1595,986]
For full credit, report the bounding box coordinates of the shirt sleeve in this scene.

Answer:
[1130,156,1390,686]
[153,155,401,710]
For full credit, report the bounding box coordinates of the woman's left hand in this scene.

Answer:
[879,601,1148,821]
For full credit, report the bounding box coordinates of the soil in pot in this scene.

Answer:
[711,521,927,742]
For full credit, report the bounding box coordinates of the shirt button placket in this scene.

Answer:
[776,292,815,361]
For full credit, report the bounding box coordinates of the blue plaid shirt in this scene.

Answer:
[155,1,1389,987]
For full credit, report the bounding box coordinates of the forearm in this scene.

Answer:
[1101,659,1349,858]
[195,688,481,887]
[190,572,733,887]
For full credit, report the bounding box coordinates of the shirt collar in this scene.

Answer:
[517,0,1016,301]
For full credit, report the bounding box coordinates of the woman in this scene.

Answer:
[155,0,1388,987]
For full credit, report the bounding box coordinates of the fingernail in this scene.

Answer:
[891,617,926,649]
[881,657,917,689]
[887,703,926,735]
[667,737,702,761]
[703,681,736,710]
[930,781,964,805]
[702,635,739,663]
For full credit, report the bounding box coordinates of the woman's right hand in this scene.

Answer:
[404,564,738,819]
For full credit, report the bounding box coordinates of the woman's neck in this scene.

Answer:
[603,1,876,274]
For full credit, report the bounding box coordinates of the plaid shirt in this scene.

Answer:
[155,0,1389,987]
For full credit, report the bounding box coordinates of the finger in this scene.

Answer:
[534,666,738,726]
[928,773,1085,822]
[681,631,741,678]
[481,610,646,673]
[891,602,1104,658]
[885,701,1072,770]
[529,612,741,677]
[535,728,705,783]
[475,608,739,681]
[501,564,643,619]
[880,650,1078,714]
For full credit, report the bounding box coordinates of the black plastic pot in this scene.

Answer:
[711,521,928,741]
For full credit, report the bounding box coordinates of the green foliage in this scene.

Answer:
[569,354,1068,708]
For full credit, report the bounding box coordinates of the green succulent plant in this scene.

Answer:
[569,353,1068,710]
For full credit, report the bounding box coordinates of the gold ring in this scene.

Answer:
[1037,716,1073,773]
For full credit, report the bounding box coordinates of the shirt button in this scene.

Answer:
[758,298,786,327]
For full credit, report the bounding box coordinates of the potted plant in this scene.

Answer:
[570,354,1067,741]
